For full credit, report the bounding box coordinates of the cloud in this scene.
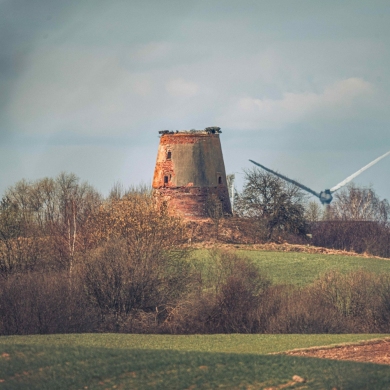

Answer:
[165,78,199,97]
[5,45,160,135]
[5,41,206,136]
[219,78,375,130]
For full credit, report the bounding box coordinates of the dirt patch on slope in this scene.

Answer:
[190,241,389,260]
[285,338,390,365]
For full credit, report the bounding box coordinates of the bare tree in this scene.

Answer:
[329,184,389,222]
[305,201,323,222]
[0,173,102,277]
[83,191,190,329]
[0,188,45,277]
[236,168,308,241]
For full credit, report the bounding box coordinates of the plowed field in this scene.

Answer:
[287,338,390,365]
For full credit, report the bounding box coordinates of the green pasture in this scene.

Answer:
[1,333,386,355]
[191,249,390,286]
[1,334,390,389]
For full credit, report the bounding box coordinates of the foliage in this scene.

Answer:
[82,191,191,330]
[2,246,390,334]
[2,171,390,337]
[89,191,187,258]
[235,168,308,241]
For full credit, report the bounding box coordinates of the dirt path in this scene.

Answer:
[286,338,390,365]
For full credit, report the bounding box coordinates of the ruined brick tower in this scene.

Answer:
[152,127,232,219]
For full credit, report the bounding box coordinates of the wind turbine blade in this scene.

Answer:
[249,159,321,198]
[330,150,390,193]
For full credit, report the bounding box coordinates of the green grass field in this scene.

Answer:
[191,249,390,286]
[1,334,390,389]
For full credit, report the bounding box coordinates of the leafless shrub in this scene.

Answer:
[309,270,390,332]
[162,251,273,334]
[267,270,390,334]
[0,272,98,335]
[82,237,194,332]
[211,263,270,333]
[311,221,390,258]
[268,285,349,333]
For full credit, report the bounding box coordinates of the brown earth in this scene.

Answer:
[285,338,390,365]
[189,240,389,260]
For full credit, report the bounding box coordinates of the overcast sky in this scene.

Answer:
[1,0,390,201]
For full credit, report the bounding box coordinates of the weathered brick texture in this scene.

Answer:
[152,130,232,219]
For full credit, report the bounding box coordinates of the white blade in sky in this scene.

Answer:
[330,150,390,193]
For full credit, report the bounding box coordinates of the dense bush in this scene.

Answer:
[83,239,194,332]
[161,252,390,335]
[1,250,390,335]
[0,272,98,335]
[162,252,273,334]
[309,184,390,258]
[311,221,390,258]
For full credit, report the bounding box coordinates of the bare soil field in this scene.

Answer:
[286,338,390,365]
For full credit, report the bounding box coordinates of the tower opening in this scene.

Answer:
[167,151,172,160]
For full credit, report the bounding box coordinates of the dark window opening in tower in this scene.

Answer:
[167,151,172,160]
[218,176,222,184]
[164,176,169,184]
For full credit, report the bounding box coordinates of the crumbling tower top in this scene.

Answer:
[158,126,222,135]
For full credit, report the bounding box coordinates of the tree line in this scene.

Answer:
[0,170,390,335]
[218,168,390,257]
[1,169,390,278]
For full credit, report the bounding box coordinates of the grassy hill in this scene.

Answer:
[1,334,390,389]
[191,248,390,286]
